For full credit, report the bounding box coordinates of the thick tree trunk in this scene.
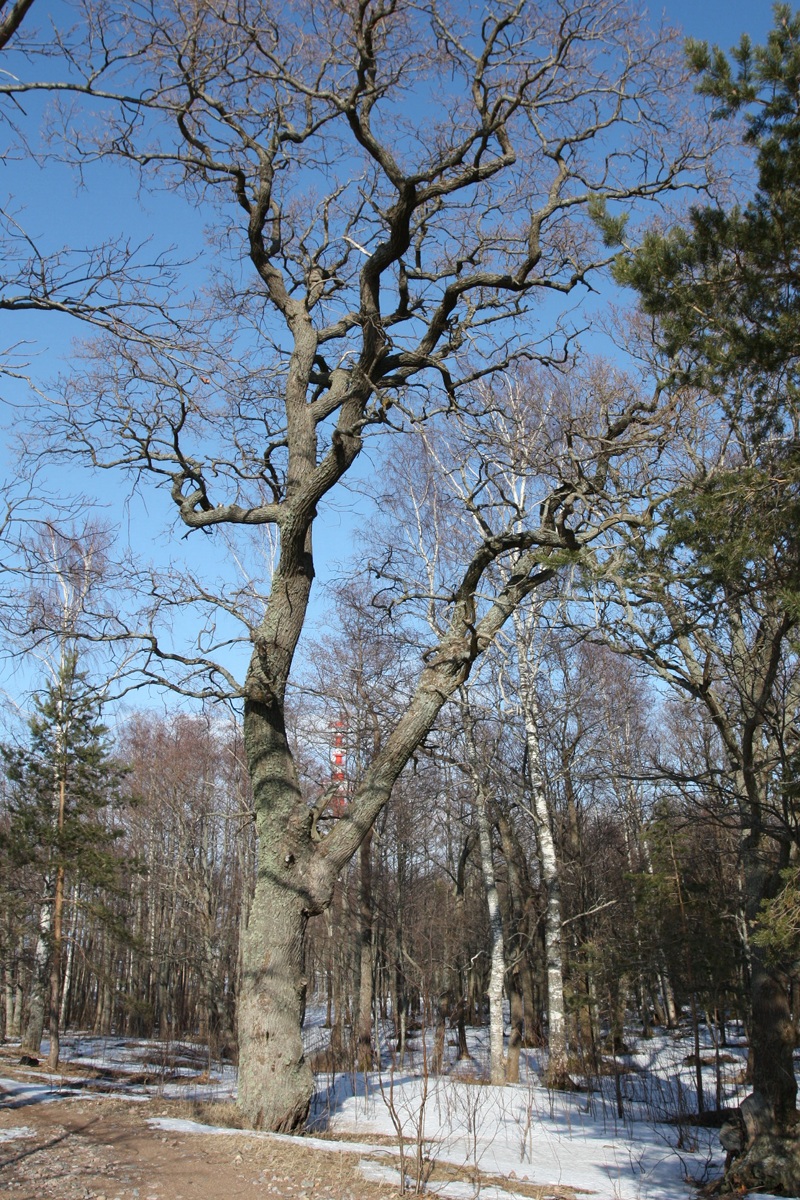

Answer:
[743,845,797,1128]
[237,663,324,1130]
[237,874,312,1131]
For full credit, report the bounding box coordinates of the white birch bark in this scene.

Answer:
[59,885,79,1027]
[21,886,52,1056]
[512,609,568,1085]
[477,790,506,1084]
[461,695,505,1084]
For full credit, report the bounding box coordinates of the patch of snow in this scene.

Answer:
[359,1159,533,1200]
[0,1125,36,1143]
[319,1072,713,1200]
[0,1076,80,1106]
[148,1117,250,1137]
[147,1115,399,1160]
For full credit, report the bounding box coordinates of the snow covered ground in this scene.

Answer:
[0,1010,788,1200]
[309,1016,751,1200]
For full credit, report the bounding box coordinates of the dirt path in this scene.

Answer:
[0,1095,400,1200]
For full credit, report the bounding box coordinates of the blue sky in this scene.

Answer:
[659,0,773,44]
[0,0,784,715]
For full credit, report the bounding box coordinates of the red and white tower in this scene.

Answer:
[329,716,348,817]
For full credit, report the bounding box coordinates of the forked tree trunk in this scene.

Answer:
[237,531,561,1128]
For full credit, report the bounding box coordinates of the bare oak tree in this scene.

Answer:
[2,0,708,1129]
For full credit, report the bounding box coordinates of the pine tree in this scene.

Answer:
[617,3,800,432]
[613,3,800,1179]
[1,653,125,1066]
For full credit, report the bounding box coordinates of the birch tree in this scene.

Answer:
[511,602,569,1086]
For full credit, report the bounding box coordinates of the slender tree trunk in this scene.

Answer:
[59,887,79,1028]
[3,969,10,1042]
[21,883,53,1057]
[791,980,800,1048]
[641,833,678,1028]
[460,695,505,1084]
[47,862,65,1069]
[356,828,375,1071]
[513,613,568,1087]
[505,975,524,1084]
[94,937,114,1036]
[476,794,505,1085]
[660,970,679,1029]
[393,901,408,1064]
[497,811,529,1081]
[453,986,470,1061]
[47,777,67,1070]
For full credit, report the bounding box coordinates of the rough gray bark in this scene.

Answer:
[238,877,312,1130]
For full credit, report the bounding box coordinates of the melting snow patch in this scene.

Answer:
[148,1117,246,1136]
[0,1126,36,1143]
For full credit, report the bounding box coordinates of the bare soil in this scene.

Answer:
[0,1091,400,1200]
